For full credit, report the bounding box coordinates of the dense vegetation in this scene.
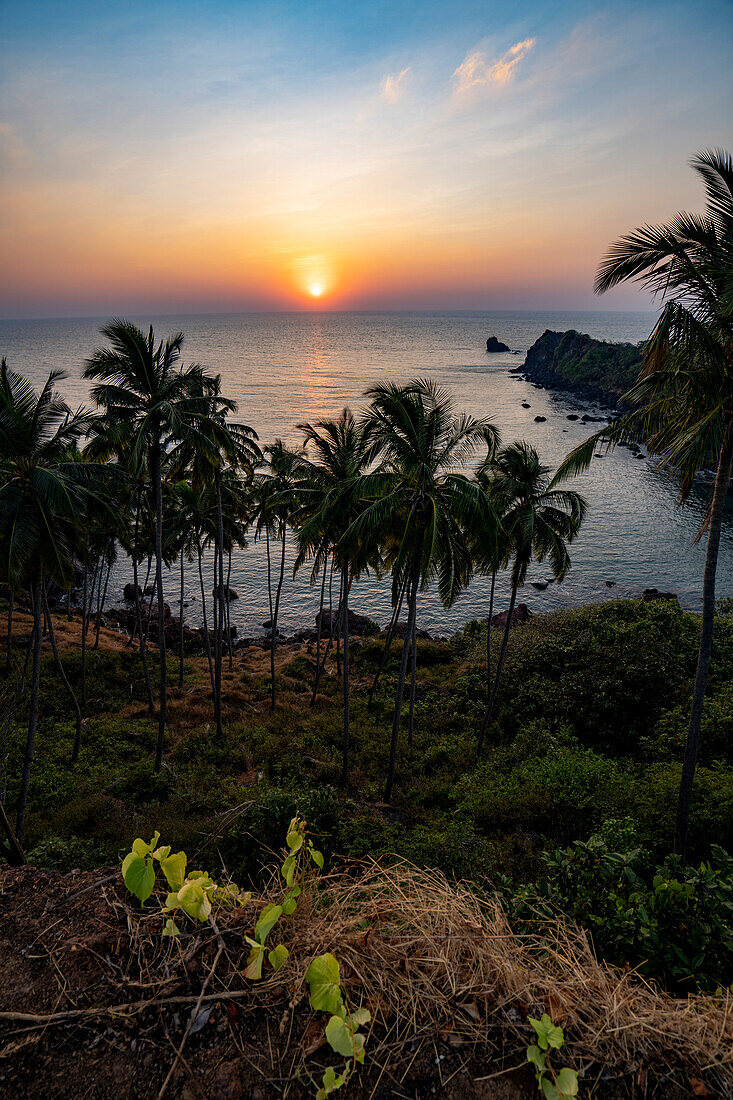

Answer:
[523,328,643,397]
[4,596,733,990]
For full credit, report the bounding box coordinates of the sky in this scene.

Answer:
[1,0,732,318]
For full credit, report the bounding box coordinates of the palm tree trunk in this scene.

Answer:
[226,546,233,672]
[42,587,83,763]
[67,584,72,621]
[478,581,518,753]
[407,590,418,747]
[215,474,225,739]
[384,569,418,805]
[132,491,154,713]
[335,568,344,679]
[310,551,329,705]
[16,571,42,845]
[178,550,185,690]
[675,426,733,858]
[487,570,496,696]
[270,524,286,711]
[368,572,408,709]
[6,589,13,673]
[81,563,88,708]
[151,445,167,772]
[197,542,215,699]
[93,550,112,649]
[341,563,350,785]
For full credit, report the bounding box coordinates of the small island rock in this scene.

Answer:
[486,336,511,353]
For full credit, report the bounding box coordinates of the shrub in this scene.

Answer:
[507,819,733,991]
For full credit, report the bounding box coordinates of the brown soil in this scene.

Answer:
[0,865,545,1100]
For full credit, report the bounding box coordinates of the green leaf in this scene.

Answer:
[282,897,298,916]
[310,847,325,870]
[268,944,289,971]
[325,1014,366,1060]
[175,879,212,922]
[162,918,180,938]
[122,853,155,903]
[244,939,265,980]
[541,1081,560,1100]
[348,1008,371,1028]
[160,851,187,891]
[152,844,171,862]
[526,1044,546,1070]
[306,953,343,1015]
[281,854,296,887]
[316,1065,348,1099]
[555,1068,579,1097]
[530,1014,564,1051]
[255,903,283,945]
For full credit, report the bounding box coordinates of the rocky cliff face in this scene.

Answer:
[522,329,643,406]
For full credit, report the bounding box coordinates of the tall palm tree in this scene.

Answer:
[290,408,374,784]
[354,379,500,802]
[477,442,586,751]
[84,320,215,771]
[169,375,259,737]
[0,363,103,842]
[555,149,733,857]
[252,442,298,712]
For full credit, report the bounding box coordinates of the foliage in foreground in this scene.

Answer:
[121,816,369,1099]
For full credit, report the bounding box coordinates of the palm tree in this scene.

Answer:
[290,409,374,784]
[473,466,512,698]
[0,363,103,842]
[354,379,500,802]
[252,443,298,712]
[477,442,586,751]
[169,375,259,736]
[84,320,215,771]
[555,149,733,857]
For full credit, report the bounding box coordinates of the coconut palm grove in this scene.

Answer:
[1,0,733,1091]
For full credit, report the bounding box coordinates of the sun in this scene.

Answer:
[308,282,325,298]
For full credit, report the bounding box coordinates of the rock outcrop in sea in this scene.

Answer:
[486,335,511,353]
[520,329,643,406]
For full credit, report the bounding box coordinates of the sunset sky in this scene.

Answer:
[1,0,731,318]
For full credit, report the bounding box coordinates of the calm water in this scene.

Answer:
[1,310,732,635]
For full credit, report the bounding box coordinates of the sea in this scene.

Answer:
[1,310,732,636]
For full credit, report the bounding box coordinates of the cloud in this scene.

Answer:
[380,67,411,103]
[452,38,536,94]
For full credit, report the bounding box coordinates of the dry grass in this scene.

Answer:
[2,858,732,1096]
[286,860,733,1089]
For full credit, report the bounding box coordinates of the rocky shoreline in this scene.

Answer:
[515,328,643,408]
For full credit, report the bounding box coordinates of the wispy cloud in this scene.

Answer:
[452,38,536,94]
[380,67,411,103]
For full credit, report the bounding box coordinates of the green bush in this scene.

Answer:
[506,819,733,991]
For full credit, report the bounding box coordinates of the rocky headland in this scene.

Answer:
[519,329,643,407]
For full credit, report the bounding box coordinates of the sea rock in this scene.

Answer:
[581,414,605,423]
[123,583,142,603]
[486,336,511,353]
[521,402,531,409]
[534,415,547,422]
[492,603,532,630]
[605,580,616,587]
[213,585,239,601]
[393,622,432,640]
[566,414,579,421]
[531,581,548,590]
[315,608,381,636]
[642,588,679,605]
